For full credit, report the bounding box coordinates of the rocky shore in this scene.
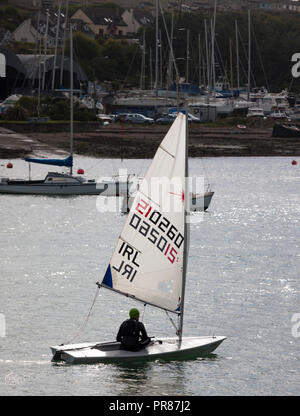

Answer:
[1,120,300,160]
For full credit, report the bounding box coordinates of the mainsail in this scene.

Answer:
[101,113,188,314]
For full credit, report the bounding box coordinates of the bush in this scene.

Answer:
[4,104,29,121]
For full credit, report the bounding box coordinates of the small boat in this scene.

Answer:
[269,109,289,119]
[246,107,264,117]
[121,189,214,213]
[272,122,300,138]
[0,169,131,196]
[0,25,131,196]
[51,111,226,364]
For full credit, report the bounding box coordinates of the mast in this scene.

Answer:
[149,48,153,90]
[204,19,210,104]
[37,10,41,119]
[186,29,189,84]
[247,9,251,102]
[42,9,49,90]
[140,29,146,90]
[70,23,73,175]
[198,33,201,87]
[211,0,217,98]
[155,0,159,96]
[179,107,189,342]
[230,38,234,102]
[60,0,69,87]
[52,0,62,90]
[235,19,240,93]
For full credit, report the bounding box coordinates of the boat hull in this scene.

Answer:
[0,181,130,196]
[121,192,214,213]
[51,336,226,364]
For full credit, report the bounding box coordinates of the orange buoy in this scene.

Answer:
[77,168,84,174]
[292,160,297,165]
[7,162,13,168]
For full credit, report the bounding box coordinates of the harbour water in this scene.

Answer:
[0,156,299,395]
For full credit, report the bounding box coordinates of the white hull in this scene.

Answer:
[0,174,131,196]
[121,191,214,213]
[0,181,129,196]
[51,336,226,364]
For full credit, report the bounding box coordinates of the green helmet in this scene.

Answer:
[129,308,140,319]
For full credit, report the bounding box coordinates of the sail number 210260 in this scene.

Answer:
[129,199,184,264]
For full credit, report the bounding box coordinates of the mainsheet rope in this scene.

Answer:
[63,283,101,345]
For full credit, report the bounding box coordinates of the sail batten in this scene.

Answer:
[101,113,187,313]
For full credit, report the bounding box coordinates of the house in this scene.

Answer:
[0,29,13,48]
[139,2,154,10]
[71,7,128,37]
[250,0,300,11]
[121,9,154,35]
[13,9,95,48]
[70,18,95,39]
[13,10,64,47]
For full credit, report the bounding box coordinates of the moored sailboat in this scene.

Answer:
[0,24,132,196]
[50,111,226,364]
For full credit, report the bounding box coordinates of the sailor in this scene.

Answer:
[117,308,151,351]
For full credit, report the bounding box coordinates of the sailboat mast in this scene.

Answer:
[235,19,240,93]
[60,0,69,87]
[179,107,189,342]
[155,0,159,96]
[70,23,73,175]
[247,9,251,102]
[52,0,62,90]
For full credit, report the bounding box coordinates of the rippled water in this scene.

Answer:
[0,156,299,395]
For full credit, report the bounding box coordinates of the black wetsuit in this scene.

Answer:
[117,318,151,351]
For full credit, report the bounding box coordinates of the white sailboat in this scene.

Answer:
[50,112,226,364]
[0,24,131,196]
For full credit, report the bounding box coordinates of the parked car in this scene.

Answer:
[124,113,154,124]
[155,114,176,124]
[114,113,129,123]
[168,112,201,123]
[96,114,113,123]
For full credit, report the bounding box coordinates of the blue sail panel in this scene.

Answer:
[25,155,73,167]
[102,265,113,288]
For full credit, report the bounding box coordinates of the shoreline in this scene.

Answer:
[1,121,300,159]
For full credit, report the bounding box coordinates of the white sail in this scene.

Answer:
[101,113,187,313]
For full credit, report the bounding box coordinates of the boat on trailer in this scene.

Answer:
[50,111,226,364]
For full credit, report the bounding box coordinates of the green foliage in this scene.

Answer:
[17,96,52,117]
[100,39,141,85]
[143,10,300,92]
[0,5,29,31]
[49,99,96,121]
[4,104,29,121]
[65,32,103,80]
[11,41,36,54]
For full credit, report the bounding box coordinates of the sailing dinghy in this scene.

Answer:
[51,112,226,364]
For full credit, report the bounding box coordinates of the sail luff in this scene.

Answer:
[101,114,186,313]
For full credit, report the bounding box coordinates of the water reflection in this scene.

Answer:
[108,354,219,395]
